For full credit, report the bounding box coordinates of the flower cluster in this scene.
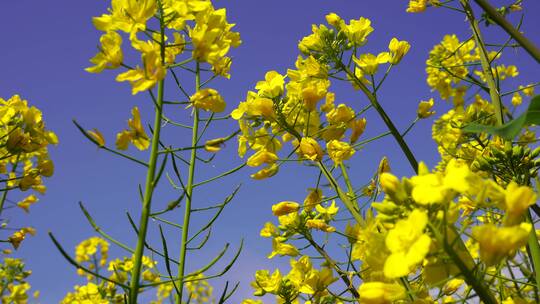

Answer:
[0,258,36,304]
[232,13,411,179]
[0,95,57,196]
[64,237,163,302]
[243,256,338,304]
[0,95,56,302]
[87,0,240,94]
[366,159,538,301]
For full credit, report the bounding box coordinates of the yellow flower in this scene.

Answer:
[315,201,339,221]
[272,201,300,216]
[203,137,225,153]
[86,31,123,73]
[190,88,226,113]
[407,0,427,13]
[4,282,31,304]
[279,212,300,229]
[326,140,355,165]
[326,104,355,125]
[164,32,185,64]
[116,39,165,95]
[116,107,150,151]
[325,13,344,29]
[353,53,389,75]
[8,229,30,250]
[252,269,282,295]
[260,222,279,238]
[161,0,212,30]
[442,278,464,295]
[358,282,406,304]
[410,160,480,205]
[17,195,38,213]
[350,118,367,143]
[472,223,531,266]
[231,96,275,120]
[246,150,278,167]
[75,237,109,267]
[92,0,157,36]
[255,71,285,98]
[61,282,108,304]
[320,92,335,113]
[301,80,328,111]
[384,209,432,278]
[87,128,106,147]
[303,188,322,210]
[190,8,241,67]
[269,239,299,258]
[251,163,279,180]
[417,98,435,118]
[519,84,535,96]
[343,17,373,46]
[388,38,410,64]
[306,219,335,232]
[511,92,522,106]
[299,137,323,161]
[185,273,213,304]
[298,24,328,54]
[503,182,536,226]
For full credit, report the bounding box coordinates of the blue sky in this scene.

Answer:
[1,0,539,302]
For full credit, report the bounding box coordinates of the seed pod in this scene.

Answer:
[512,145,524,159]
[531,146,540,158]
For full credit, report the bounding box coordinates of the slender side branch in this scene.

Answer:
[175,62,201,304]
[472,0,540,63]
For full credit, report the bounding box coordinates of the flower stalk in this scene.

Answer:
[128,77,165,304]
[175,62,201,304]
[460,0,504,126]
[472,0,540,63]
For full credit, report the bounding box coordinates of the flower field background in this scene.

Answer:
[0,0,539,303]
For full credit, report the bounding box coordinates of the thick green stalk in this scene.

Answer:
[461,0,504,126]
[175,63,201,304]
[465,0,540,293]
[128,8,167,302]
[526,210,540,292]
[472,0,540,63]
[128,79,165,304]
[428,223,497,304]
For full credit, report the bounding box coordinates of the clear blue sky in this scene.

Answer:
[1,0,538,302]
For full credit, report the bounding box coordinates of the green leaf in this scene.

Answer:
[463,95,540,140]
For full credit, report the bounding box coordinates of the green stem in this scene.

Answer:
[461,0,504,126]
[0,185,9,219]
[339,62,418,173]
[317,161,364,225]
[175,62,201,304]
[0,155,20,219]
[128,7,167,302]
[526,210,540,293]
[472,0,540,63]
[304,233,360,299]
[128,78,165,304]
[339,163,359,207]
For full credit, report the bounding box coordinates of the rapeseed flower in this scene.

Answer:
[116,107,150,150]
